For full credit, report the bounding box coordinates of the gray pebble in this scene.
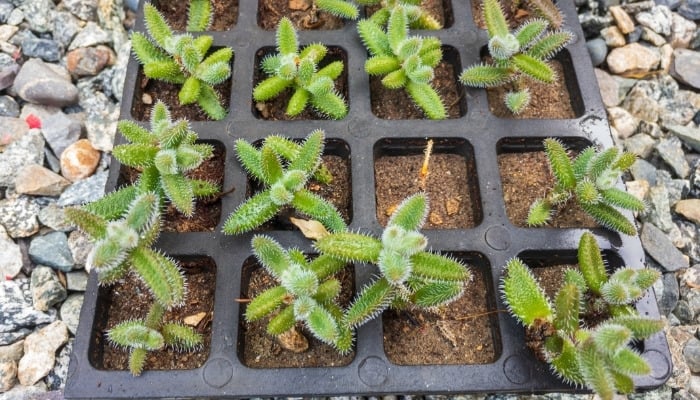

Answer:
[12,59,78,108]
[684,338,700,373]
[41,111,82,159]
[624,134,656,158]
[52,11,81,48]
[59,294,82,335]
[68,21,111,50]
[636,5,673,35]
[19,0,54,33]
[0,62,19,92]
[0,95,19,117]
[38,204,72,232]
[63,0,97,21]
[667,124,700,153]
[0,195,41,238]
[45,340,72,391]
[21,38,61,63]
[0,280,56,345]
[657,136,691,178]
[29,232,74,272]
[654,272,680,316]
[679,0,700,19]
[0,129,44,188]
[642,185,675,232]
[65,270,88,291]
[585,38,607,66]
[0,3,13,23]
[30,266,67,312]
[67,230,90,268]
[57,170,108,206]
[6,8,23,26]
[641,222,690,271]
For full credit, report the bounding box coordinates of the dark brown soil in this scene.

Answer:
[370,60,464,119]
[120,142,226,232]
[471,0,533,29]
[383,262,499,365]
[374,153,478,229]
[258,0,344,30]
[532,263,578,299]
[131,69,232,122]
[486,61,576,119]
[93,257,216,371]
[152,0,238,31]
[253,48,348,120]
[239,259,355,368]
[498,151,598,228]
[247,154,352,230]
[366,0,452,28]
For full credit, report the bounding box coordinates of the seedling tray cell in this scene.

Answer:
[64,0,671,398]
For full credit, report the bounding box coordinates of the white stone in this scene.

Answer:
[17,321,68,386]
[608,106,639,139]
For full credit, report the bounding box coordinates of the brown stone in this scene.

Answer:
[65,45,115,77]
[60,139,100,182]
[601,26,626,47]
[594,68,620,107]
[675,199,700,225]
[14,164,70,196]
[607,43,661,76]
[289,0,311,11]
[610,5,636,34]
[277,327,309,353]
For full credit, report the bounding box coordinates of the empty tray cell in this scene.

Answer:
[237,255,356,368]
[497,136,598,229]
[244,138,352,231]
[257,0,345,30]
[365,0,455,29]
[374,137,481,229]
[479,49,583,119]
[117,140,226,232]
[150,0,239,31]
[130,50,234,121]
[383,252,501,365]
[369,46,467,120]
[88,256,216,371]
[252,46,349,120]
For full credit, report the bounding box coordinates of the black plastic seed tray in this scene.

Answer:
[64,0,672,398]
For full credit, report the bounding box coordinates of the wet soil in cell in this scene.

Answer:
[253,48,349,120]
[152,0,238,31]
[486,61,576,119]
[239,260,355,368]
[498,151,598,228]
[366,0,453,28]
[131,70,232,122]
[92,258,216,371]
[383,263,499,365]
[248,154,352,230]
[120,142,226,232]
[258,0,344,30]
[375,153,477,229]
[370,60,463,119]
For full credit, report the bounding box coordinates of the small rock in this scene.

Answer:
[64,0,97,21]
[12,59,79,108]
[30,266,67,312]
[624,133,656,157]
[445,198,460,216]
[66,45,114,77]
[644,184,676,232]
[670,13,697,48]
[679,0,700,20]
[684,338,700,373]
[626,25,643,43]
[595,68,620,107]
[29,232,74,272]
[690,375,700,398]
[77,86,119,152]
[19,0,54,33]
[0,358,17,392]
[607,43,661,76]
[654,272,680,316]
[610,5,636,33]
[0,340,24,363]
[636,5,674,35]
[0,116,29,151]
[0,24,18,42]
[0,62,19,92]
[585,38,608,66]
[626,180,651,201]
[0,95,20,118]
[0,3,12,23]
[622,81,663,122]
[0,227,22,279]
[14,165,70,196]
[68,22,111,50]
[657,136,691,178]
[1,383,48,399]
[57,170,108,207]
[38,204,72,232]
[429,212,443,225]
[673,299,695,323]
[671,49,700,89]
[0,280,56,345]
[637,120,663,138]
[666,124,700,152]
[6,8,23,26]
[67,231,91,268]
[642,27,667,46]
[59,294,82,335]
[42,115,82,161]
[289,0,312,11]
[608,106,639,138]
[602,26,626,47]
[676,199,700,224]
[0,196,41,238]
[59,139,100,182]
[642,222,690,271]
[17,321,68,386]
[277,327,309,353]
[65,271,88,291]
[19,104,61,124]
[0,129,44,187]
[659,43,675,72]
[52,11,81,48]
[45,340,72,391]
[21,38,61,63]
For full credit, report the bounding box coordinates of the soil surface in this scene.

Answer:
[131,69,232,122]
[366,0,453,28]
[486,61,576,119]
[471,0,537,29]
[370,60,464,119]
[92,258,216,371]
[152,0,238,31]
[258,0,344,30]
[239,260,355,368]
[375,153,478,229]
[248,154,352,230]
[498,151,598,228]
[253,48,348,120]
[383,262,499,365]
[120,142,226,232]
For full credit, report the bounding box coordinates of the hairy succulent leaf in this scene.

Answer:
[502,258,553,326]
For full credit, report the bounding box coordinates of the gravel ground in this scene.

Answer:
[0,0,698,399]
